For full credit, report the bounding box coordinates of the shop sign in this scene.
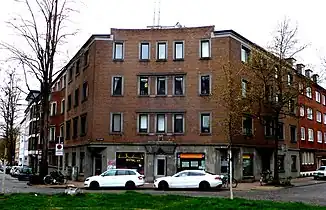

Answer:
[179,153,205,159]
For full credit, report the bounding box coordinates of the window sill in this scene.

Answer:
[243,134,253,137]
[156,59,167,62]
[109,132,123,136]
[83,64,89,71]
[173,94,185,97]
[75,72,80,77]
[173,133,184,136]
[138,95,150,97]
[111,94,124,97]
[68,80,72,84]
[173,58,184,62]
[155,95,167,97]
[113,59,124,62]
[81,98,88,103]
[137,133,149,136]
[200,133,212,136]
[199,57,211,60]
[139,59,150,62]
[199,93,211,96]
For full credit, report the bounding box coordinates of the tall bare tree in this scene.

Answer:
[247,18,307,184]
[1,0,77,177]
[0,70,22,166]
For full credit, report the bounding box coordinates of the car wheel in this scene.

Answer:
[199,181,210,191]
[125,181,136,190]
[158,181,169,191]
[89,181,100,190]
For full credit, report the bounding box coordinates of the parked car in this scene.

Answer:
[84,169,145,190]
[313,166,326,180]
[153,170,223,191]
[17,167,33,181]
[10,166,21,177]
[5,166,11,174]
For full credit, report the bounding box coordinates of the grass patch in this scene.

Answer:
[0,191,324,210]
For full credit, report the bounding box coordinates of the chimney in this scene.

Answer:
[285,57,296,68]
[312,74,319,83]
[296,64,305,74]
[305,69,313,78]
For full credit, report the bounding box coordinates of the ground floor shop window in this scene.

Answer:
[291,155,297,172]
[220,150,228,173]
[242,154,253,176]
[116,152,145,175]
[278,155,285,172]
[177,153,205,172]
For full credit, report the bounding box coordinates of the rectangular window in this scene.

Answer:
[82,82,88,101]
[264,119,274,136]
[156,114,166,133]
[277,155,285,171]
[200,40,210,58]
[139,77,149,96]
[68,67,73,81]
[156,77,166,95]
[291,155,297,171]
[241,46,250,62]
[50,102,57,116]
[112,76,123,96]
[140,43,150,60]
[60,100,65,114]
[323,95,326,105]
[80,114,87,136]
[67,95,72,111]
[65,120,71,140]
[290,126,296,143]
[306,87,312,98]
[316,91,321,103]
[173,114,184,133]
[318,131,323,143]
[288,100,295,113]
[200,75,210,95]
[174,41,184,60]
[49,127,55,141]
[74,88,79,107]
[298,82,303,94]
[301,127,305,140]
[62,75,66,89]
[200,113,211,133]
[241,79,248,97]
[114,42,124,60]
[138,114,149,133]
[157,42,167,60]
[324,114,326,125]
[287,73,293,85]
[60,125,64,138]
[317,111,322,123]
[300,106,304,117]
[111,113,122,133]
[278,123,284,140]
[72,117,78,138]
[308,128,314,142]
[75,60,80,75]
[242,116,253,135]
[324,132,326,143]
[174,76,184,95]
[80,152,85,173]
[84,50,89,67]
[307,108,313,120]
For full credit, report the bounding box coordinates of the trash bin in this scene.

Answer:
[72,166,79,181]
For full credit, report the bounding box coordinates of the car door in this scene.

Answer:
[115,170,128,187]
[187,171,206,188]
[170,172,191,188]
[101,169,118,187]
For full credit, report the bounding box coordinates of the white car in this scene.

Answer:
[84,169,145,190]
[154,170,223,190]
[313,166,326,179]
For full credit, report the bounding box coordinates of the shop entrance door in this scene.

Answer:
[93,154,102,176]
[154,155,166,177]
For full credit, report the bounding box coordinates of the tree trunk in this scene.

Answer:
[273,115,280,184]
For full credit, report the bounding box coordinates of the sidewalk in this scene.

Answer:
[35,177,326,191]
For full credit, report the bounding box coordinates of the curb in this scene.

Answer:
[286,181,326,189]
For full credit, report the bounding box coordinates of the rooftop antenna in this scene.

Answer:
[152,0,156,27]
[157,0,161,26]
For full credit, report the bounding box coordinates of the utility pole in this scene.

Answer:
[228,146,233,200]
[1,148,7,194]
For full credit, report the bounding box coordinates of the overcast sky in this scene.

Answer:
[0,0,326,96]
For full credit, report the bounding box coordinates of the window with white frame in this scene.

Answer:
[110,113,122,133]
[324,132,326,143]
[156,114,166,133]
[156,77,167,95]
[200,75,211,95]
[114,42,124,60]
[323,95,326,105]
[174,41,184,60]
[324,114,326,125]
[50,102,57,116]
[200,113,211,133]
[157,42,167,60]
[300,106,305,117]
[138,114,149,133]
[241,46,250,62]
[241,79,248,97]
[298,82,303,94]
[301,127,305,140]
[60,100,65,114]
[316,91,321,103]
[306,87,312,98]
[287,73,293,86]
[307,107,313,120]
[200,40,210,58]
[139,76,149,96]
[60,125,64,139]
[317,111,322,123]
[174,76,184,95]
[173,114,184,133]
[317,131,323,143]
[308,128,314,142]
[140,42,150,60]
[62,75,66,89]
[49,127,55,141]
[112,76,123,96]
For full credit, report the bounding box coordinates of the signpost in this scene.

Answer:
[55,144,64,172]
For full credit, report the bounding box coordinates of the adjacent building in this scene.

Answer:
[47,25,302,181]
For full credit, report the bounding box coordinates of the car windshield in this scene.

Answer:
[318,167,326,171]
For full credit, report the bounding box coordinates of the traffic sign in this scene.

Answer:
[55,144,64,156]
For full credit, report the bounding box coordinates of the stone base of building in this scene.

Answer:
[63,143,300,182]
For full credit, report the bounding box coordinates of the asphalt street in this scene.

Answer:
[1,174,326,206]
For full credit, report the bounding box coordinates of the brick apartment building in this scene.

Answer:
[44,25,304,182]
[298,67,326,174]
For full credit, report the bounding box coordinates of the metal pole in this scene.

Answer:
[229,147,234,200]
[2,148,8,194]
